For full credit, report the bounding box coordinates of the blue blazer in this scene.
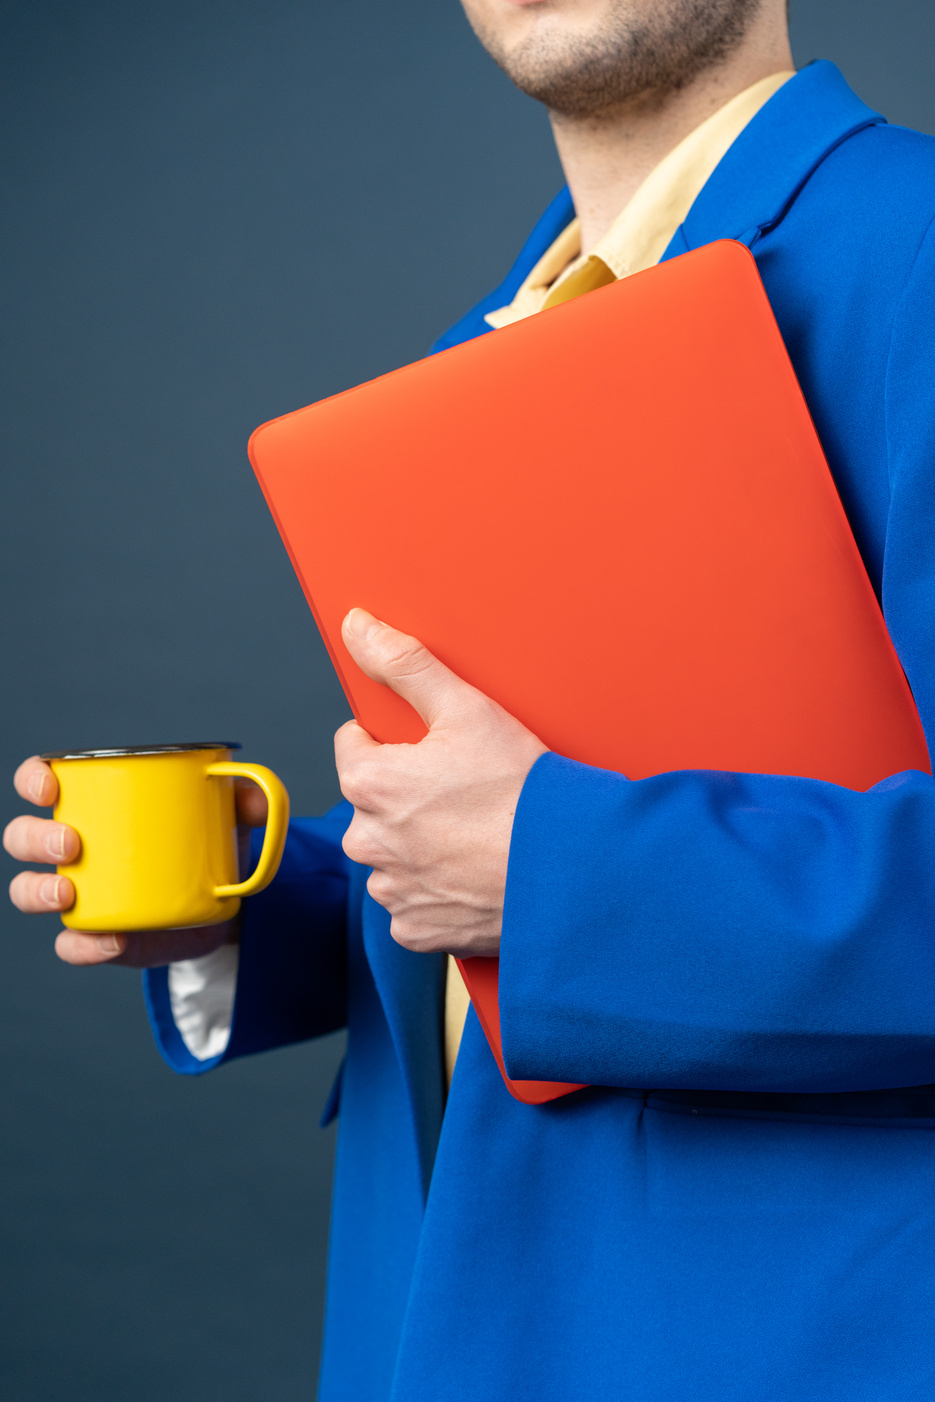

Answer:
[146,63,935,1401]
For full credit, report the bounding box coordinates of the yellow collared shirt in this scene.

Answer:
[444,69,795,1087]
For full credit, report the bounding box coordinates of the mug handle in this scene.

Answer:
[205,761,290,899]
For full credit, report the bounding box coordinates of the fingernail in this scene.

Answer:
[41,876,63,907]
[45,825,68,861]
[344,609,382,643]
[95,935,122,955]
[28,772,49,804]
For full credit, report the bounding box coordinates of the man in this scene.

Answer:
[7,1,935,1397]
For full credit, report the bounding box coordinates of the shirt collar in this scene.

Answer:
[486,69,794,329]
[430,62,886,355]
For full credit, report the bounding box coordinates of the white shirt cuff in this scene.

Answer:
[167,942,239,1061]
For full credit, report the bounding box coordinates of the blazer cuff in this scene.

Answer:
[144,807,353,1075]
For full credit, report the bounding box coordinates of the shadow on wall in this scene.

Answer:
[791,0,935,135]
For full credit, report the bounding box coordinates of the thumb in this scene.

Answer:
[342,609,472,730]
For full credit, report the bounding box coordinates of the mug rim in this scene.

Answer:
[40,742,241,761]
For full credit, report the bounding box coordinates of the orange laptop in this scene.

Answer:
[249,240,930,1104]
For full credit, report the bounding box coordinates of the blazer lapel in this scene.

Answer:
[670,61,884,256]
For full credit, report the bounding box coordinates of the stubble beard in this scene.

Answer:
[470,0,767,118]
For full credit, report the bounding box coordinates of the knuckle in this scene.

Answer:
[341,823,380,869]
[3,816,40,861]
[339,756,388,810]
[388,916,419,951]
[55,930,127,966]
[53,932,99,966]
[340,829,362,863]
[1,818,18,856]
[344,840,380,871]
[385,636,433,678]
[338,770,366,808]
[53,932,80,964]
[366,870,395,906]
[13,757,55,806]
[8,871,32,911]
[10,870,46,913]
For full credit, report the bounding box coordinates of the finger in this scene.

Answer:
[342,609,475,731]
[3,814,81,864]
[334,720,384,810]
[342,811,391,870]
[54,923,232,968]
[9,870,76,914]
[234,778,268,827]
[333,718,379,767]
[13,757,58,807]
[54,931,128,965]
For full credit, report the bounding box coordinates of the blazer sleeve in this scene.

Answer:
[144,803,353,1075]
[498,221,935,1096]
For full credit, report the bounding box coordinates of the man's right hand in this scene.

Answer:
[3,756,269,967]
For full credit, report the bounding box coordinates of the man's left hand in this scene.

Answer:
[336,608,548,957]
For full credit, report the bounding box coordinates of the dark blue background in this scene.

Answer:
[1,2,932,1396]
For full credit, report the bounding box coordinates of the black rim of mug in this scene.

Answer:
[39,743,242,760]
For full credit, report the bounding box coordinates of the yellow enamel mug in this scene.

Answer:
[41,742,290,932]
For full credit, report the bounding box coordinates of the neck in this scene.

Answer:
[550,19,794,253]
